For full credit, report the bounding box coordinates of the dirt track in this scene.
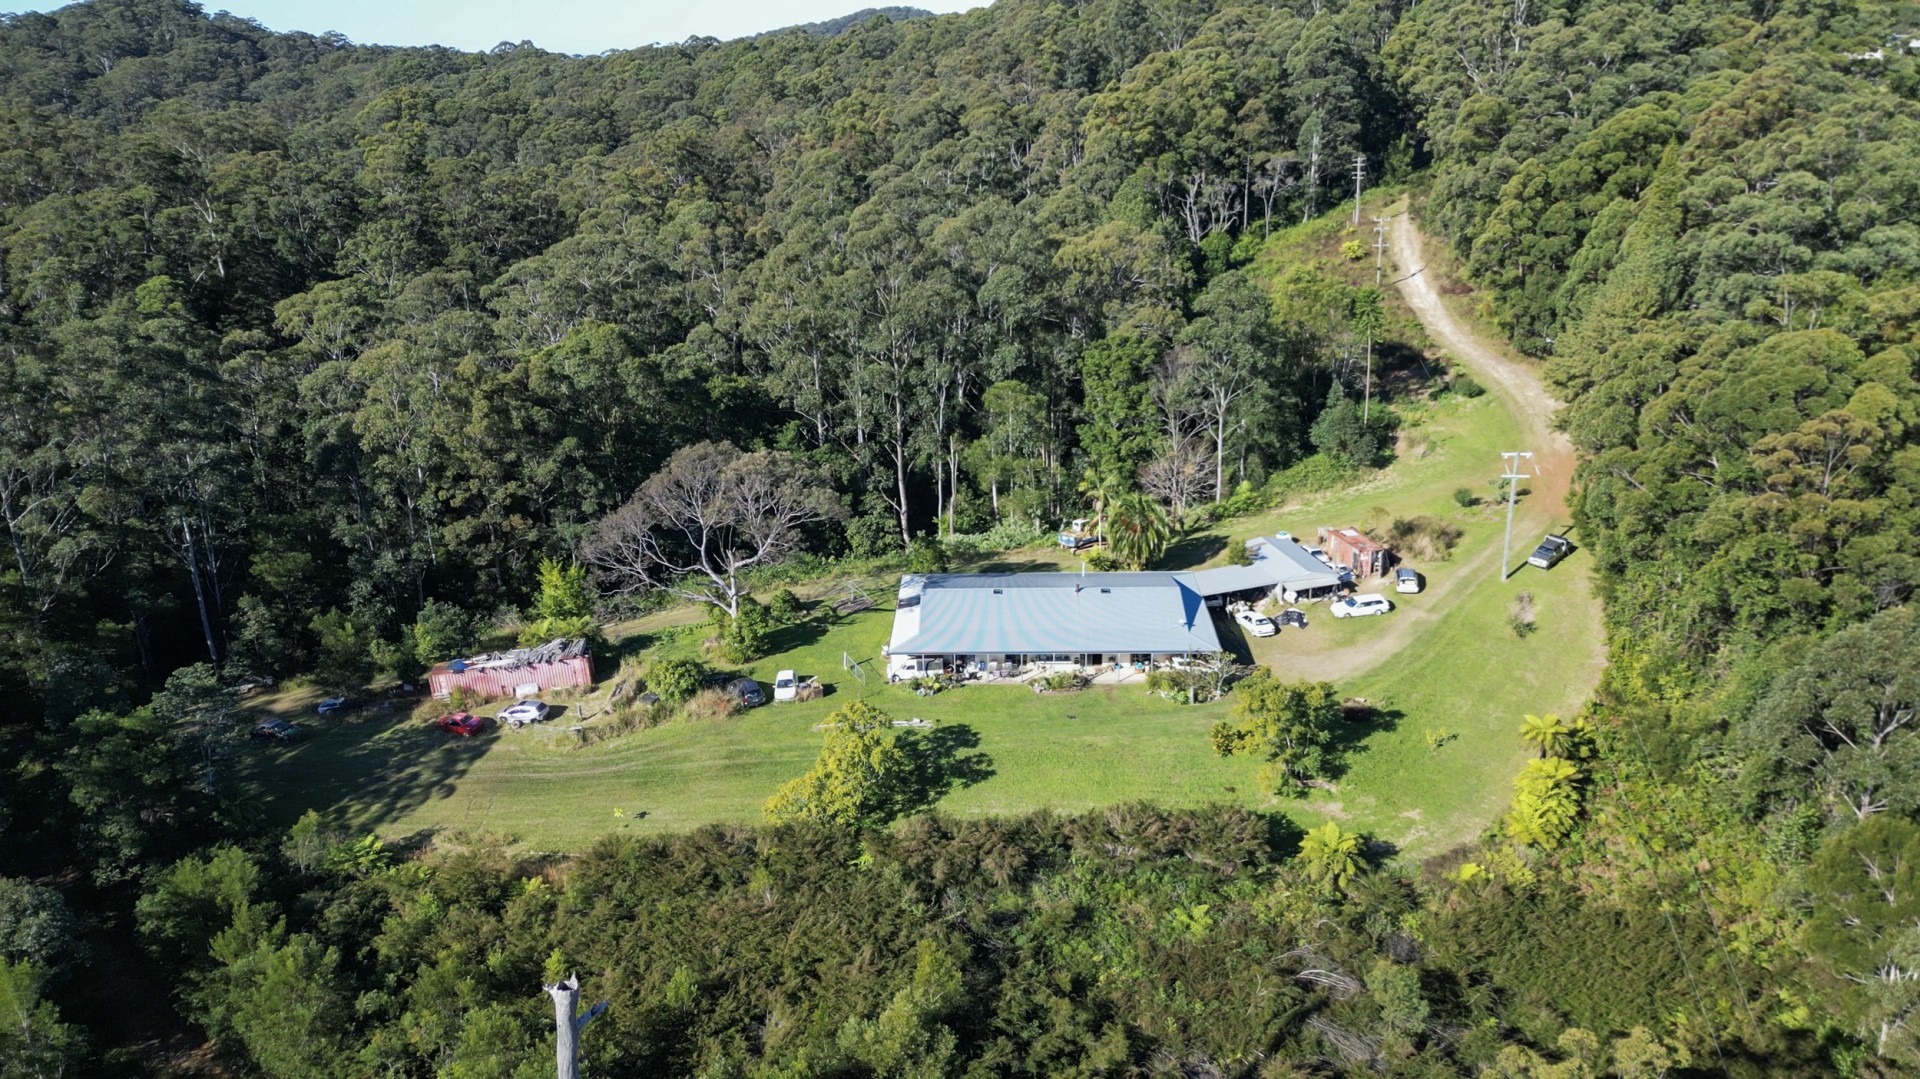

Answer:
[1387,204,1575,509]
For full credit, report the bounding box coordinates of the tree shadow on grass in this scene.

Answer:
[247,712,491,836]
[887,723,995,819]
[1324,702,1404,783]
[763,617,829,656]
[1159,531,1226,569]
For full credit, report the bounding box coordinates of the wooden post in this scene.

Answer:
[546,975,609,1079]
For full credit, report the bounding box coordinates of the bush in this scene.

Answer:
[1085,550,1120,572]
[1452,487,1480,509]
[904,536,949,574]
[1509,592,1538,638]
[767,589,804,623]
[411,600,480,667]
[940,518,1051,555]
[1340,239,1367,260]
[1226,541,1255,567]
[681,688,740,723]
[1384,515,1465,561]
[717,598,775,662]
[647,657,708,704]
[1451,373,1486,398]
[1031,670,1090,693]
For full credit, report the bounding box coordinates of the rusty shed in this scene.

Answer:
[1317,526,1392,578]
[428,638,593,701]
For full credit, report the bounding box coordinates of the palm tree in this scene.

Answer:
[1105,492,1172,570]
[1299,821,1364,894]
[1076,467,1127,544]
[1519,713,1570,759]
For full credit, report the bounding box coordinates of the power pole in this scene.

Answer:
[1371,216,1389,288]
[1350,154,1366,228]
[1499,451,1535,581]
[546,975,610,1079]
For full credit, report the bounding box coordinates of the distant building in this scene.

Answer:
[428,638,593,700]
[1318,526,1392,578]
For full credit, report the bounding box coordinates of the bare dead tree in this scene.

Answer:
[581,441,844,618]
[1139,439,1208,528]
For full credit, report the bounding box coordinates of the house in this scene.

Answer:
[885,572,1221,680]
[427,637,593,700]
[1317,526,1391,578]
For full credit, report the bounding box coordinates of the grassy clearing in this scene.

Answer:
[240,201,1605,862]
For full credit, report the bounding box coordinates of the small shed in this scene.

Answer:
[428,638,593,701]
[1318,526,1391,578]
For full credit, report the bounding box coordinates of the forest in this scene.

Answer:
[1,0,1918,1075]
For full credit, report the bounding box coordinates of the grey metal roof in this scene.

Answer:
[1187,536,1341,596]
[889,572,1221,655]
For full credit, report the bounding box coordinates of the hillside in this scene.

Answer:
[1,0,1917,1075]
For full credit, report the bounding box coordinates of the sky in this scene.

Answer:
[8,1,986,54]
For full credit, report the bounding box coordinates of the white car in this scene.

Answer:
[773,670,798,702]
[1331,594,1393,618]
[316,696,348,715]
[1302,544,1336,569]
[1395,567,1423,594]
[1233,608,1278,637]
[498,700,550,728]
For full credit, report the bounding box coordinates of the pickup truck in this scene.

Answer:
[1528,534,1573,570]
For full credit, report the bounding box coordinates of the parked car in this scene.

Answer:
[1331,594,1393,618]
[724,677,766,708]
[498,700,550,728]
[1302,544,1336,569]
[1529,534,1574,570]
[1233,608,1278,637]
[773,670,798,702]
[435,712,486,737]
[251,719,302,741]
[315,696,348,715]
[1278,608,1309,629]
[1395,567,1423,594]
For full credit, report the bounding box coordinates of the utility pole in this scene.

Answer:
[546,975,610,1079]
[1370,216,1389,288]
[1350,154,1366,228]
[1499,451,1535,581]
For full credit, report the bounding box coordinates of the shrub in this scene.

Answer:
[647,657,708,704]
[1452,487,1480,509]
[1340,239,1367,260]
[1384,515,1464,561]
[1226,541,1255,567]
[767,589,804,623]
[1031,670,1089,693]
[681,688,740,723]
[1085,550,1120,572]
[1509,592,1538,638]
[904,536,949,574]
[1451,372,1486,398]
[517,614,598,648]
[717,597,775,662]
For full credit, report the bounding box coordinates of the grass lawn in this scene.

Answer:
[240,202,1605,863]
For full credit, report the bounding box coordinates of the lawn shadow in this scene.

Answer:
[763,617,829,656]
[888,723,995,819]
[1159,530,1227,569]
[1324,701,1404,783]
[250,712,493,836]
[1210,614,1256,666]
[602,632,655,666]
[970,556,1061,574]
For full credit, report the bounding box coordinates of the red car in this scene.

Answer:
[435,712,486,737]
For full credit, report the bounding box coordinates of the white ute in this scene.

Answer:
[773,670,798,702]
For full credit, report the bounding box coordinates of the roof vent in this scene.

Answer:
[992,588,1004,595]
[1099,587,1112,594]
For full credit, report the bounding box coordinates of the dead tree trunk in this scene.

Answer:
[545,975,608,1079]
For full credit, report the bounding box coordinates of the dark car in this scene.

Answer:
[725,677,767,708]
[435,712,486,737]
[1528,534,1574,570]
[251,719,302,741]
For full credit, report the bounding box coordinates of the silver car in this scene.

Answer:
[498,700,550,728]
